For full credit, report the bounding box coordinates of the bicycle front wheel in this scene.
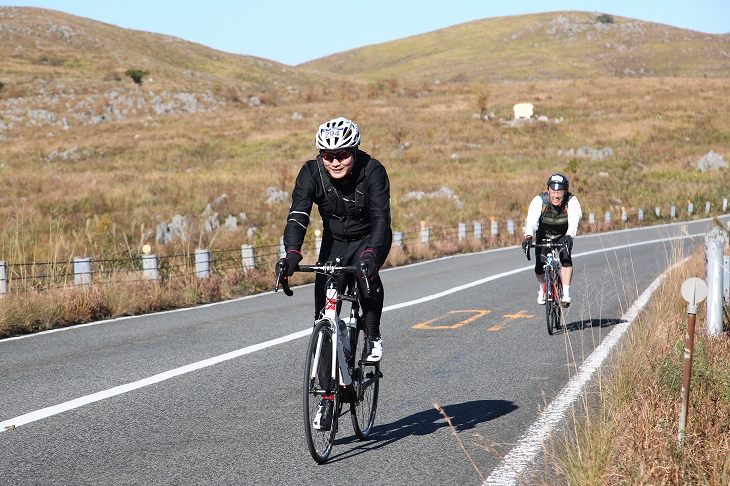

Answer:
[545,271,556,335]
[303,320,338,464]
[351,328,379,439]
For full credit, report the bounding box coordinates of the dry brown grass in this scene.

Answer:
[551,248,730,484]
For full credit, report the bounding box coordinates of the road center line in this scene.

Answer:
[0,233,702,432]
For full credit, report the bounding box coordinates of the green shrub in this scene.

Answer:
[596,14,615,24]
[125,69,150,85]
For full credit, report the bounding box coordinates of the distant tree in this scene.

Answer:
[125,69,150,85]
[0,81,5,92]
[596,14,615,24]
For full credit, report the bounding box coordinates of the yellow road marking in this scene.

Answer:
[488,310,535,331]
[413,310,492,329]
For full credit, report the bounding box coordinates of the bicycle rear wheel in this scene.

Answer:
[351,327,379,440]
[303,319,338,464]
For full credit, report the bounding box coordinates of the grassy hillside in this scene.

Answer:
[301,11,730,82]
[0,7,728,266]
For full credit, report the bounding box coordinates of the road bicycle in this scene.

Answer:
[528,240,568,335]
[275,260,381,464]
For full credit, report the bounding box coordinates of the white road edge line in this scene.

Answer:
[484,259,685,485]
[0,233,702,432]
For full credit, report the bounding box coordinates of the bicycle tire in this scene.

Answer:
[303,319,338,464]
[554,277,564,330]
[351,326,379,439]
[545,268,556,335]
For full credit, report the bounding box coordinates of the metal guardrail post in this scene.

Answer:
[473,222,482,239]
[507,220,515,236]
[490,220,499,236]
[458,223,466,241]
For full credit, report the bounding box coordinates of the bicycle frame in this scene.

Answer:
[310,276,354,388]
[543,247,562,302]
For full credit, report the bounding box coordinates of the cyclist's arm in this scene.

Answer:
[566,195,583,238]
[523,195,543,238]
[364,160,391,256]
[283,164,316,252]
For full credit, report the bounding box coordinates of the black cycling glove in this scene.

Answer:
[278,250,302,277]
[521,236,532,260]
[357,249,378,281]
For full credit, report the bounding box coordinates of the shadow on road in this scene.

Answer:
[564,318,626,332]
[329,399,517,462]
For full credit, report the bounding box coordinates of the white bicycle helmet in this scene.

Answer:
[315,117,360,150]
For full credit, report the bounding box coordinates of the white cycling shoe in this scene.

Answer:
[562,294,571,307]
[537,287,546,305]
[364,337,383,363]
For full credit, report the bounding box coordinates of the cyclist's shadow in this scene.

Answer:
[563,318,626,332]
[331,399,517,460]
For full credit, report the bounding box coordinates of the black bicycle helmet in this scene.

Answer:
[547,173,569,191]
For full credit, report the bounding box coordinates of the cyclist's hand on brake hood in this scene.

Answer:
[279,250,303,277]
[521,236,532,260]
[358,250,378,281]
[557,235,573,250]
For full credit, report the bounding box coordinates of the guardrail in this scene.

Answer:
[0,199,728,298]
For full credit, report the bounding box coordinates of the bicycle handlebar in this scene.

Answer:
[274,262,370,296]
[529,240,566,249]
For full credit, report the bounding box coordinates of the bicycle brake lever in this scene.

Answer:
[359,262,371,295]
[274,269,294,296]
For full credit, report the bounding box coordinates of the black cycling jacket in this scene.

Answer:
[284,150,391,259]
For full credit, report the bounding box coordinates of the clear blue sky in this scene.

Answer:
[3,1,728,65]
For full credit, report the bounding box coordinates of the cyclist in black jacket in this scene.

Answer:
[278,117,392,362]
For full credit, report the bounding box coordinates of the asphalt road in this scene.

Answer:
[0,218,723,485]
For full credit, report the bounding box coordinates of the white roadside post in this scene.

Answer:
[677,277,708,446]
[0,261,7,298]
[314,229,322,254]
[393,231,403,248]
[458,223,466,242]
[73,257,93,288]
[195,249,210,278]
[507,219,515,236]
[473,222,482,240]
[241,244,256,272]
[705,238,724,336]
[420,221,430,243]
[141,244,159,281]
